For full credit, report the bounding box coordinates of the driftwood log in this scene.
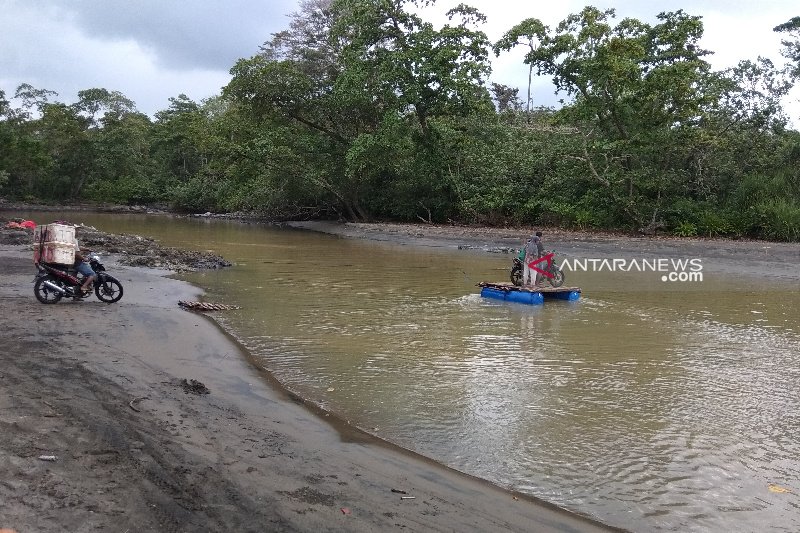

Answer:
[178,301,241,311]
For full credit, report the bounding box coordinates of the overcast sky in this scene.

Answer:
[1,0,798,122]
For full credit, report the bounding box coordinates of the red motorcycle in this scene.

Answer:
[33,252,124,304]
[510,250,565,287]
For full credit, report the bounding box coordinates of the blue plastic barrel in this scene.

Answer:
[543,290,581,301]
[480,287,544,305]
[480,287,508,301]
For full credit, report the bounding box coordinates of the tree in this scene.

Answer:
[716,58,792,131]
[226,0,496,221]
[73,88,137,127]
[490,82,521,113]
[0,89,9,117]
[493,18,547,115]
[495,7,726,228]
[262,0,340,82]
[326,0,494,221]
[35,102,93,198]
[0,90,14,194]
[152,94,208,181]
[774,16,800,77]
[1,86,62,197]
[14,83,58,118]
[332,0,493,137]
[226,0,366,220]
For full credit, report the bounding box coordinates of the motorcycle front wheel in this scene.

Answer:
[548,267,565,288]
[95,276,123,303]
[34,275,64,304]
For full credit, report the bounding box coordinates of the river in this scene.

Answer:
[13,210,800,532]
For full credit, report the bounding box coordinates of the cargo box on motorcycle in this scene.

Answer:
[33,223,75,245]
[34,241,76,265]
[33,223,77,265]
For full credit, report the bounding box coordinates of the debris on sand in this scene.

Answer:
[128,396,149,412]
[0,216,231,272]
[179,379,210,395]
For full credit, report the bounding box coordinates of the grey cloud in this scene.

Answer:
[25,0,298,71]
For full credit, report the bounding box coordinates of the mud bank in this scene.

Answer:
[1,216,230,272]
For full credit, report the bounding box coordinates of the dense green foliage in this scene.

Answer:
[1,1,799,240]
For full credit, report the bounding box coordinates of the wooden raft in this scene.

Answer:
[477,282,582,294]
[477,282,581,304]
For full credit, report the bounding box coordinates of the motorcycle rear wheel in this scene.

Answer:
[34,275,64,304]
[510,266,523,286]
[95,277,123,303]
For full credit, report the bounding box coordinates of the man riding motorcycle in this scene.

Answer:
[74,244,96,297]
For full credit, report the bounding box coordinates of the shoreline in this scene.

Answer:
[5,203,799,280]
[285,220,800,282]
[0,243,616,532]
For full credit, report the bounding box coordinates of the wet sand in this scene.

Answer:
[0,244,616,532]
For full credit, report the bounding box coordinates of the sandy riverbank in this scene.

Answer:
[0,244,616,532]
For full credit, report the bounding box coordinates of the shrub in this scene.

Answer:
[753,199,800,241]
[673,221,698,237]
[696,210,733,237]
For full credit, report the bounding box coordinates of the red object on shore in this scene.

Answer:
[6,220,36,229]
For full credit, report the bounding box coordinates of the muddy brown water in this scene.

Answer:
[13,211,800,532]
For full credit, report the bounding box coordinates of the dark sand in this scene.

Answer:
[0,242,616,533]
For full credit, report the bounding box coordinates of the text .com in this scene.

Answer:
[558,258,704,283]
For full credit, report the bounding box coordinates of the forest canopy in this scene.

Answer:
[1,1,799,241]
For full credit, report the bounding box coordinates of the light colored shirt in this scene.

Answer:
[526,236,543,258]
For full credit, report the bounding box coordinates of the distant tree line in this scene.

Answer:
[1,2,799,240]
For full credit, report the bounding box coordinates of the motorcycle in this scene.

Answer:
[33,252,124,304]
[511,250,565,288]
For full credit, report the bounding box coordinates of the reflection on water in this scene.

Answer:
[14,211,800,531]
